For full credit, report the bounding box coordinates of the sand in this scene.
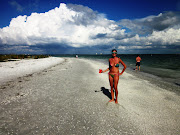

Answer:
[0,57,180,135]
[0,57,64,85]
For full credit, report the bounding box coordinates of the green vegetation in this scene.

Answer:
[0,54,49,62]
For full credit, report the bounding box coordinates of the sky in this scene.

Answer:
[0,0,180,54]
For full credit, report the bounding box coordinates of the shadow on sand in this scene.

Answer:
[95,87,125,108]
[95,87,112,100]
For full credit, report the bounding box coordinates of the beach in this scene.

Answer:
[0,57,64,85]
[0,57,180,135]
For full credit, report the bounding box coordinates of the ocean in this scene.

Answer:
[55,54,180,86]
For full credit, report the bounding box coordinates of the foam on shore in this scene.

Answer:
[0,57,64,85]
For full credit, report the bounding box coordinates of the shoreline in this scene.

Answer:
[1,57,179,94]
[79,57,180,94]
[125,68,180,95]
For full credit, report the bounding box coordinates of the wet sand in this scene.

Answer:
[0,57,180,135]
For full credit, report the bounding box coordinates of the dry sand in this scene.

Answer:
[0,57,179,135]
[0,57,64,85]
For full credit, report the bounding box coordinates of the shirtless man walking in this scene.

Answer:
[136,55,142,71]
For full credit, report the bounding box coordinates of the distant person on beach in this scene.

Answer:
[136,55,141,71]
[101,49,126,104]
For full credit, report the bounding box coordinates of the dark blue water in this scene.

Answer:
[54,54,180,85]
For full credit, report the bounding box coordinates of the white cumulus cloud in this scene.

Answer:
[0,3,125,47]
[147,27,180,45]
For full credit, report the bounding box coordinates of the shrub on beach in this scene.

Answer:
[0,54,49,62]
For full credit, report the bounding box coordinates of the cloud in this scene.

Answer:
[0,3,125,47]
[147,27,180,45]
[118,12,180,48]
[118,45,153,50]
[0,3,180,54]
[0,44,45,54]
[9,0,24,12]
[129,26,180,46]
[119,12,180,35]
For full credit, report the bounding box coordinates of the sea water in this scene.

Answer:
[55,54,180,86]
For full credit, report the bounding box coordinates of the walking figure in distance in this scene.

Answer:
[136,55,141,71]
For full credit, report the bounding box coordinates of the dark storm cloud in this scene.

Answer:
[119,11,180,35]
[91,33,107,39]
[141,12,180,31]
[92,31,135,40]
